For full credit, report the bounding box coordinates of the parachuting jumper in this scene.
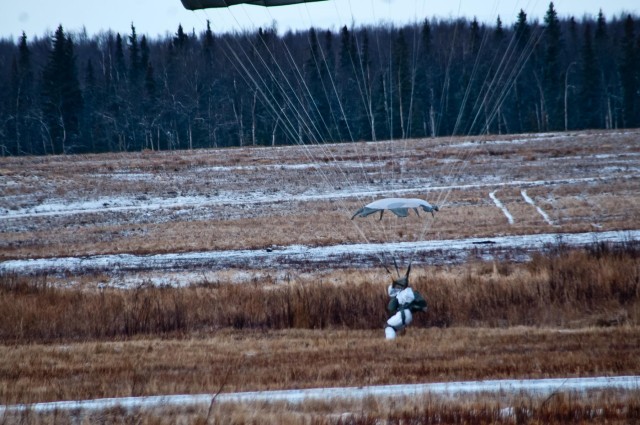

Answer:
[180,0,326,10]
[385,270,428,340]
[351,198,439,220]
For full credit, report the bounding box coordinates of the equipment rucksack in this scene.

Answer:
[409,290,428,312]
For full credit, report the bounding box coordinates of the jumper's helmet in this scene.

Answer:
[392,275,409,289]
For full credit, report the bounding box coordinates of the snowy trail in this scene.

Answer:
[521,190,555,225]
[2,376,638,413]
[2,230,638,281]
[489,190,514,224]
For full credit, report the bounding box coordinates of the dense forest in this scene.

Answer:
[0,3,639,155]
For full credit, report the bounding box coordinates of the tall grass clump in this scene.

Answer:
[0,242,638,343]
[416,240,639,328]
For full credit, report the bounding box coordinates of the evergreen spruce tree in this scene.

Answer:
[129,24,141,84]
[82,59,102,153]
[356,29,374,142]
[142,60,158,150]
[512,9,536,132]
[322,29,340,141]
[594,9,616,128]
[620,14,639,128]
[41,25,83,154]
[542,2,563,131]
[7,32,36,154]
[1,7,640,155]
[595,10,607,40]
[415,18,435,138]
[514,9,531,48]
[337,25,357,141]
[305,27,329,141]
[174,24,189,50]
[203,20,215,66]
[114,33,126,82]
[463,18,484,134]
[579,23,601,129]
[491,16,509,134]
[495,16,505,41]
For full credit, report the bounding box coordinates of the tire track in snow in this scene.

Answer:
[489,190,514,224]
[521,190,555,225]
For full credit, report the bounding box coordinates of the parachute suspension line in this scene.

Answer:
[304,29,350,147]
[300,0,427,271]
[212,2,401,269]
[397,6,430,274]
[404,3,544,269]
[433,19,546,217]
[191,2,543,275]
[191,7,310,145]
[199,6,345,191]
[215,31,310,147]
[220,6,328,142]
[314,0,389,202]
[381,1,543,273]
[480,25,545,134]
[353,19,397,264]
[462,0,543,140]
[289,3,386,200]
[427,11,504,216]
[313,1,415,269]
[389,17,425,271]
[216,13,340,162]
[358,4,427,266]
[191,6,387,273]
[450,0,508,137]
[295,0,421,270]
[298,19,382,203]
[395,0,463,270]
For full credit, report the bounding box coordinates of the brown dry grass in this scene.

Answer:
[1,327,639,406]
[0,130,639,422]
[1,242,638,344]
[0,243,638,408]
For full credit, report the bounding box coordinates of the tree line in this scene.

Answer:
[0,2,639,156]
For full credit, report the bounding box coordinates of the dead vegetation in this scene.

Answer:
[1,241,638,344]
[0,242,638,409]
[0,130,639,422]
[1,130,639,261]
[1,325,640,406]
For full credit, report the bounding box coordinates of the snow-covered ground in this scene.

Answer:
[1,129,639,286]
[2,376,638,414]
[2,230,637,287]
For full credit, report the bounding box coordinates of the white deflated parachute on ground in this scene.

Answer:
[351,198,439,220]
[350,197,439,274]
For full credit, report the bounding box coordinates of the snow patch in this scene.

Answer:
[521,190,555,226]
[1,376,638,414]
[2,230,637,287]
[489,190,514,224]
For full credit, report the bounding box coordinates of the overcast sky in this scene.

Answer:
[2,0,639,41]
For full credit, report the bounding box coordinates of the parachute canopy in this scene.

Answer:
[180,0,326,10]
[351,198,439,220]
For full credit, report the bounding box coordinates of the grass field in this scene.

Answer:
[1,129,639,423]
